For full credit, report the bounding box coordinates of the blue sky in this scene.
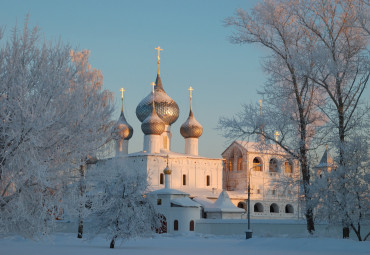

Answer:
[1,0,267,158]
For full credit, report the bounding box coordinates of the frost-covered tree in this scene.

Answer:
[87,158,159,249]
[313,135,370,241]
[294,0,370,238]
[0,21,114,238]
[221,0,325,234]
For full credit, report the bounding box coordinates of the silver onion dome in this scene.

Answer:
[113,111,133,140]
[141,107,165,135]
[136,74,179,125]
[180,109,203,138]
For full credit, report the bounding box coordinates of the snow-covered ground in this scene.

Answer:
[0,233,369,255]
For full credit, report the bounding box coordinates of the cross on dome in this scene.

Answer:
[155,46,164,74]
[188,86,194,111]
[120,88,125,112]
[274,131,280,142]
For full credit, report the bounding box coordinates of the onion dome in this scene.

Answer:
[163,155,172,174]
[141,106,165,135]
[136,74,179,125]
[180,109,203,138]
[113,110,133,140]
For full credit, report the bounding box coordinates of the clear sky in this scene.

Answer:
[0,0,267,158]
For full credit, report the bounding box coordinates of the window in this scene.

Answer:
[189,220,194,231]
[272,189,276,196]
[206,175,210,186]
[157,199,162,205]
[174,220,179,231]
[269,158,278,172]
[237,157,243,171]
[284,161,293,173]
[285,204,294,214]
[253,158,262,171]
[270,203,279,213]
[254,202,263,212]
[256,189,260,194]
[183,174,186,185]
[229,159,233,171]
[237,202,245,209]
[160,173,164,185]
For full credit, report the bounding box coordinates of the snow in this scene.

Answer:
[203,191,245,213]
[171,197,201,207]
[0,233,369,255]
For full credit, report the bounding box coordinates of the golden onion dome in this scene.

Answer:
[141,106,165,135]
[113,111,133,140]
[180,109,203,138]
[136,74,179,125]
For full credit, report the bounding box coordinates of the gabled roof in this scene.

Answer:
[221,140,287,157]
[203,191,245,213]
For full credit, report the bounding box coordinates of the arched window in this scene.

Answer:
[285,204,294,214]
[270,203,279,213]
[160,173,164,185]
[229,159,234,171]
[237,202,245,209]
[174,220,179,231]
[269,159,278,172]
[183,174,186,185]
[189,220,194,231]
[254,202,263,212]
[284,161,293,173]
[253,158,262,171]
[206,175,210,186]
[156,214,167,234]
[237,157,243,171]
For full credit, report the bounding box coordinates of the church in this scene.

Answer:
[102,47,302,234]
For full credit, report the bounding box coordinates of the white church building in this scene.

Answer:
[98,49,302,234]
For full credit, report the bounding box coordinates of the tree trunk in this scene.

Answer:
[77,165,85,239]
[77,219,83,239]
[110,237,116,249]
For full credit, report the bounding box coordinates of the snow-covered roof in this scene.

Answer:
[171,197,201,208]
[149,188,188,196]
[203,191,245,213]
[123,149,222,160]
[222,140,287,156]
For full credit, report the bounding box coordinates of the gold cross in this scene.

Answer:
[188,86,194,111]
[155,46,163,61]
[155,46,164,74]
[274,131,280,142]
[120,88,125,112]
[120,88,125,99]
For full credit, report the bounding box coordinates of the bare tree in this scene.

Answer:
[294,0,370,238]
[221,0,325,234]
[0,21,114,238]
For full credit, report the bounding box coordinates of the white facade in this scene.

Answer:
[222,141,301,220]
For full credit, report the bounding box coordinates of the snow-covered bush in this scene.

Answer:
[87,158,159,248]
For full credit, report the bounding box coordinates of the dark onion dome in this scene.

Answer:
[136,74,179,125]
[112,111,133,140]
[141,106,165,135]
[180,109,203,138]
